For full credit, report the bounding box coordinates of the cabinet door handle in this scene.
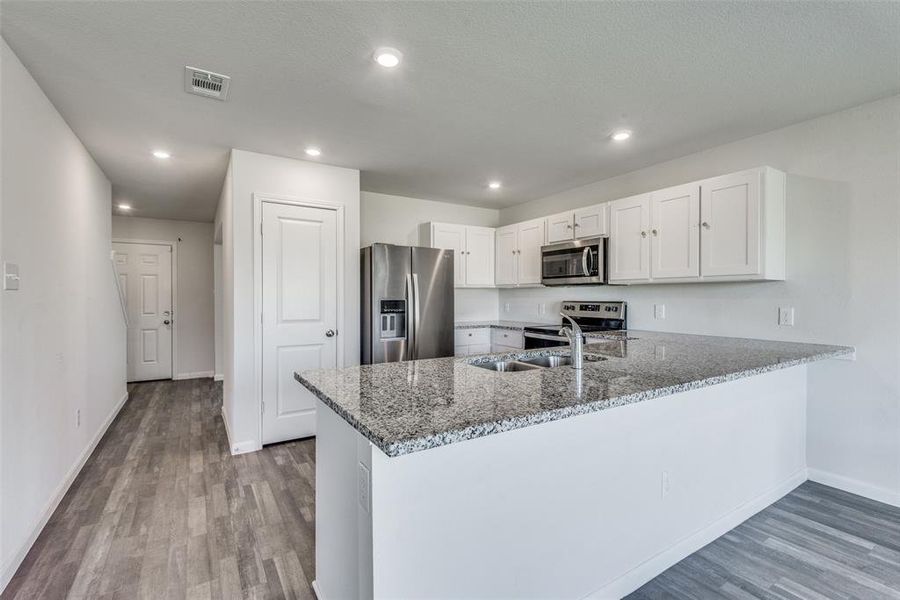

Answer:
[641,231,647,238]
[651,229,658,236]
[701,221,710,229]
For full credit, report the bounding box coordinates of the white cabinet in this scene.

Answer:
[608,194,651,282]
[494,219,545,286]
[699,167,785,281]
[546,211,576,243]
[424,223,495,287]
[545,204,609,243]
[490,329,524,353]
[495,225,518,286]
[650,183,700,280]
[574,204,609,238]
[517,218,545,285]
[455,328,492,357]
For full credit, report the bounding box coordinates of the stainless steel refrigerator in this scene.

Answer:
[361,244,455,364]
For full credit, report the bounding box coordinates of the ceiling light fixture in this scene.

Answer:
[152,150,171,159]
[488,181,502,190]
[117,203,132,210]
[374,47,403,68]
[611,129,632,142]
[305,147,322,157]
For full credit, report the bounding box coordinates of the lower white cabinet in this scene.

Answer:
[490,329,524,351]
[454,328,492,357]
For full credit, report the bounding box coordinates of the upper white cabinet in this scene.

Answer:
[699,167,785,281]
[650,183,700,280]
[495,218,545,286]
[607,166,785,284]
[545,204,609,243]
[574,204,609,238]
[608,194,651,282]
[423,223,495,287]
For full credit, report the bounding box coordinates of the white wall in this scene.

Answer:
[216,150,360,453]
[111,216,215,378]
[498,95,900,504]
[361,191,501,322]
[0,39,127,591]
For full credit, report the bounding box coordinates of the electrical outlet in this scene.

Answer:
[75,409,81,428]
[503,302,511,313]
[654,304,666,319]
[778,306,795,327]
[661,471,671,498]
[538,303,546,316]
[357,462,371,513]
[3,262,20,291]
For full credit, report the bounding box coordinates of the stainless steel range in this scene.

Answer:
[523,301,626,349]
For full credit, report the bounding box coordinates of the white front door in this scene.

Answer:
[113,242,173,381]
[261,201,339,444]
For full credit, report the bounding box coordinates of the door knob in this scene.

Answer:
[325,329,336,338]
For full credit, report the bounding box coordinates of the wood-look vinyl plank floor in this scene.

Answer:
[5,379,899,599]
[3,379,315,600]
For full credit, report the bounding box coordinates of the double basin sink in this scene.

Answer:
[471,353,606,372]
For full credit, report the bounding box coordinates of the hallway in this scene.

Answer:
[3,380,316,599]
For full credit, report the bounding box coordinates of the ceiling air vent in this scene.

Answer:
[184,66,231,101]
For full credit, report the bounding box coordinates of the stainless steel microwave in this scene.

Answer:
[540,237,607,286]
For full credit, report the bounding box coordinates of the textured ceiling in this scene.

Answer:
[2,1,899,221]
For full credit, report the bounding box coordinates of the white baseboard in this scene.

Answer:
[220,405,259,455]
[587,469,807,599]
[214,373,224,381]
[173,370,215,380]
[312,580,324,600]
[808,468,900,508]
[0,389,129,593]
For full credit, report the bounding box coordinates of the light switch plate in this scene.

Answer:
[3,262,20,291]
[654,304,666,319]
[778,306,795,327]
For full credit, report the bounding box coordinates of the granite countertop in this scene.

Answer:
[454,320,546,331]
[295,331,852,458]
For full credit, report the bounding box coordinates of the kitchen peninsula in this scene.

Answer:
[296,332,850,599]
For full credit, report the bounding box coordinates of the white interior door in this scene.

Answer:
[650,184,700,279]
[608,194,651,282]
[113,242,173,382]
[262,201,338,444]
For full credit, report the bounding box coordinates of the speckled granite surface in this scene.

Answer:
[295,331,851,457]
[454,320,546,330]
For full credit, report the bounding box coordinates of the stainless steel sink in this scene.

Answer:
[518,355,572,368]
[472,360,543,372]
[471,353,606,372]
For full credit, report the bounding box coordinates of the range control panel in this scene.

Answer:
[561,301,626,320]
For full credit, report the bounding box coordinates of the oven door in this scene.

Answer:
[541,237,606,286]
[524,331,574,350]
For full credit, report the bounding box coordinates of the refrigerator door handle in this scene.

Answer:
[406,273,416,358]
[412,272,421,360]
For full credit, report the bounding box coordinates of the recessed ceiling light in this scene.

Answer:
[611,129,632,142]
[152,150,171,159]
[374,47,403,68]
[117,203,132,210]
[305,147,322,157]
[488,181,502,190]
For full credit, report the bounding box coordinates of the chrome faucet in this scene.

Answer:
[559,313,584,370]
